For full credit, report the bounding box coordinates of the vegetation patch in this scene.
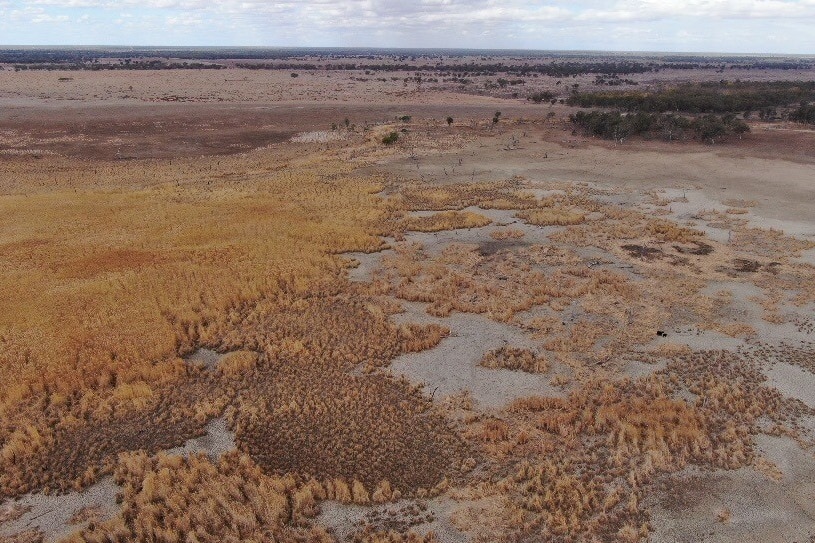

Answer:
[480,347,549,374]
[568,81,815,115]
[402,211,491,232]
[571,111,749,143]
[516,208,585,226]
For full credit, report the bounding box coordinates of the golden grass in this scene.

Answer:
[401,211,491,232]
[65,451,331,543]
[516,208,585,226]
[490,228,525,240]
[480,347,549,374]
[0,138,476,503]
[392,181,537,211]
[0,151,386,460]
[0,158,379,412]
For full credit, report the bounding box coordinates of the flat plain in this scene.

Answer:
[1,50,814,543]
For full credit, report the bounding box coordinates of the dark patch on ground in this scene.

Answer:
[350,502,436,536]
[733,258,762,272]
[622,244,664,261]
[652,472,730,513]
[674,241,714,255]
[718,258,781,276]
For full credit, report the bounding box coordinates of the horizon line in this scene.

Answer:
[0,45,813,58]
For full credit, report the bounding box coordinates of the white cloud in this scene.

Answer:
[3,0,815,52]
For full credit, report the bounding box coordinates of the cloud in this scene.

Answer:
[3,0,815,52]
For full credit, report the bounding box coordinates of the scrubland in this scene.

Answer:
[2,66,815,542]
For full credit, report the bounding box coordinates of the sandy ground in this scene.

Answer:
[365,131,815,541]
[766,362,815,408]
[390,302,565,409]
[317,497,469,543]
[164,417,237,459]
[379,127,815,224]
[0,478,119,543]
[184,347,223,369]
[649,435,815,543]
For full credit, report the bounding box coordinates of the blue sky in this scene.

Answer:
[1,1,814,54]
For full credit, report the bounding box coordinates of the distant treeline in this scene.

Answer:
[235,61,662,76]
[2,48,812,70]
[570,110,750,143]
[5,59,685,76]
[568,81,815,114]
[790,103,815,124]
[11,60,225,71]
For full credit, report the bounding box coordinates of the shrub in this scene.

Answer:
[382,132,399,145]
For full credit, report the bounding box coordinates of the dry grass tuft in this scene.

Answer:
[490,229,525,240]
[217,351,259,377]
[402,211,491,232]
[516,208,585,227]
[64,451,331,543]
[480,347,549,374]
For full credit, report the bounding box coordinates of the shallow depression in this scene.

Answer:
[389,302,563,409]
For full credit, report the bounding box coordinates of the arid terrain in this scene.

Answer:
[1,50,814,543]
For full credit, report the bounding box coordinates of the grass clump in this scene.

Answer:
[382,132,399,145]
[480,347,549,373]
[516,208,585,226]
[402,211,491,232]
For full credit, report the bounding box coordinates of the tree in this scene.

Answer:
[446,117,454,126]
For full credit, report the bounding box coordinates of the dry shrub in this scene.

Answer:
[645,220,701,243]
[650,343,692,357]
[402,211,491,232]
[63,451,331,543]
[472,344,814,542]
[217,350,259,377]
[722,199,757,208]
[480,419,510,443]
[729,226,815,259]
[480,347,549,374]
[0,503,31,524]
[516,208,585,227]
[1,372,215,496]
[753,456,783,481]
[490,229,525,240]
[68,506,103,526]
[351,526,438,543]
[0,530,43,543]
[394,181,536,211]
[0,138,477,503]
[714,508,732,523]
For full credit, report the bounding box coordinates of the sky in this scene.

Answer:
[1,1,814,54]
